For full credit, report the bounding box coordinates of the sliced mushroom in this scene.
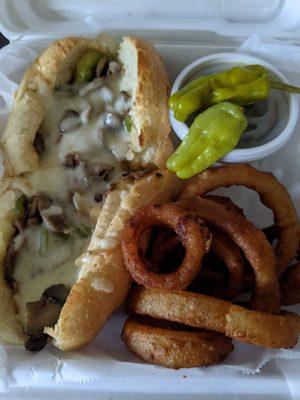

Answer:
[103,112,121,131]
[24,299,62,335]
[64,152,80,168]
[14,195,40,233]
[89,162,114,180]
[114,91,131,114]
[14,195,27,232]
[94,193,103,203]
[14,217,27,233]
[25,334,49,352]
[42,284,70,305]
[59,110,81,133]
[40,205,70,234]
[33,133,45,154]
[107,61,121,76]
[28,196,39,218]
[119,90,129,102]
[96,56,109,78]
[27,217,40,227]
[78,77,104,97]
[37,193,53,212]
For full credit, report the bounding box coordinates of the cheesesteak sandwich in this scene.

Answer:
[0,35,179,351]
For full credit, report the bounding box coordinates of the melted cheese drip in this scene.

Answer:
[91,277,114,293]
[13,225,89,322]
[13,63,133,318]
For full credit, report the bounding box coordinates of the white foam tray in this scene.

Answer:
[0,1,300,399]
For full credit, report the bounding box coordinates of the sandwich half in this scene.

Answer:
[0,35,178,350]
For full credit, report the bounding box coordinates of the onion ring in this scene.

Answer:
[175,196,280,313]
[148,218,211,269]
[210,229,245,299]
[121,204,205,290]
[205,194,245,215]
[189,229,245,299]
[280,262,300,306]
[179,164,299,277]
[149,230,185,270]
[122,317,234,369]
[126,287,300,349]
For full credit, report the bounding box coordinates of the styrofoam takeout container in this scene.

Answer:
[0,1,300,399]
[170,52,299,163]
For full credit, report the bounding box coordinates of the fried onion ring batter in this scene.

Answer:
[180,164,299,276]
[210,229,245,299]
[122,317,234,369]
[127,287,300,349]
[175,196,280,313]
[121,204,205,289]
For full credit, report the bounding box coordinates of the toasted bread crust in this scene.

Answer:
[0,184,26,344]
[120,37,173,168]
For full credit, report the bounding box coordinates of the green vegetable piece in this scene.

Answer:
[124,116,132,132]
[209,72,270,105]
[167,102,248,179]
[270,80,300,94]
[170,65,268,122]
[168,74,209,110]
[170,63,300,122]
[38,230,49,256]
[15,195,27,217]
[75,50,103,83]
[172,79,211,123]
[76,226,91,238]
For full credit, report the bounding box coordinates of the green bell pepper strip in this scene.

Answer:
[170,64,300,122]
[167,102,248,179]
[124,116,132,132]
[75,50,103,83]
[15,195,27,217]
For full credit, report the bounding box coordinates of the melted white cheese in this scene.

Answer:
[91,277,114,293]
[12,63,133,317]
[98,237,118,250]
[13,225,89,322]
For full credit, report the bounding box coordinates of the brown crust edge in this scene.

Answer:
[45,170,183,350]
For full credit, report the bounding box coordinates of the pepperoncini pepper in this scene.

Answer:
[167,102,247,179]
[75,50,103,83]
[169,64,300,122]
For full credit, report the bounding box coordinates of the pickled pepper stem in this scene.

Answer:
[270,81,300,95]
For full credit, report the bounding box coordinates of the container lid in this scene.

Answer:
[1,0,300,42]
